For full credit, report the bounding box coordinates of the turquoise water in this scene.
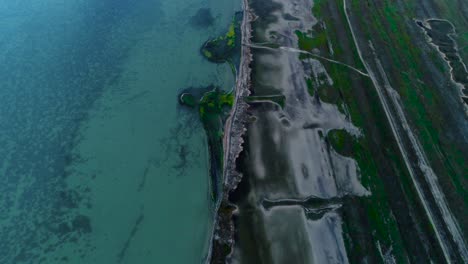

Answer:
[0,0,239,263]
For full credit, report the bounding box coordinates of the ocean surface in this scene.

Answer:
[0,0,240,263]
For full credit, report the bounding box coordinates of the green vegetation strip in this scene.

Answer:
[297,0,417,262]
[180,89,234,201]
[201,16,241,63]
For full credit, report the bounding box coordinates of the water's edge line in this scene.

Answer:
[205,0,253,262]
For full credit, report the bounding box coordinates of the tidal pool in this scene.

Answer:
[0,0,239,263]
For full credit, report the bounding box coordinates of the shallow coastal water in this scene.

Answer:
[0,0,239,263]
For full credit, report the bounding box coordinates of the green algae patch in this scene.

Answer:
[179,87,233,201]
[201,13,242,63]
[199,89,234,118]
[202,49,213,60]
[226,23,236,47]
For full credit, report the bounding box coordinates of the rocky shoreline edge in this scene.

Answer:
[206,0,253,263]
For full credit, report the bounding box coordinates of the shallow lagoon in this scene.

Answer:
[0,0,239,263]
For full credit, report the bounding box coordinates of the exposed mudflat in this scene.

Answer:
[220,0,371,262]
[210,0,468,263]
